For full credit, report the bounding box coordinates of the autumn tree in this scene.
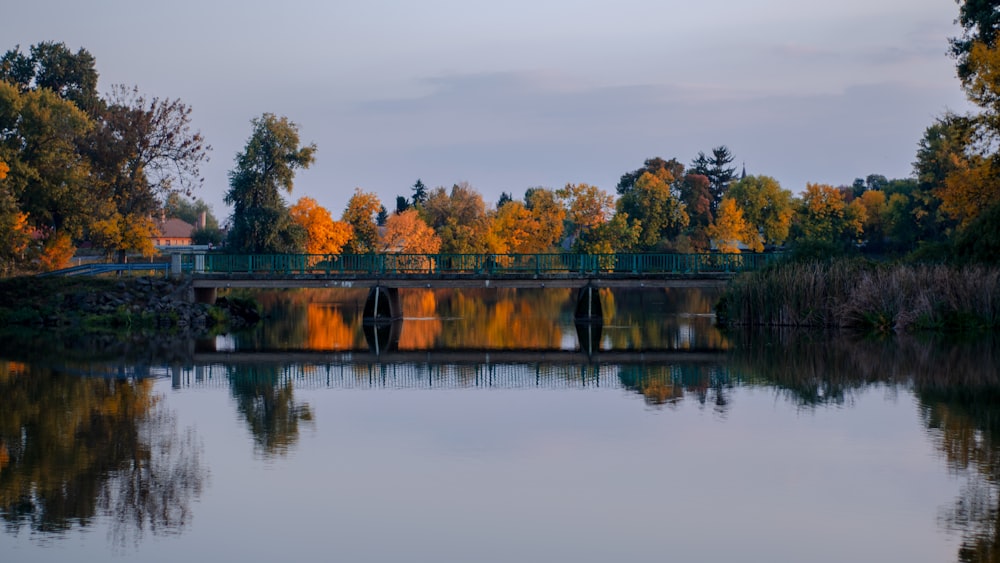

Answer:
[341,188,382,254]
[951,0,1000,82]
[706,198,756,253]
[523,187,566,251]
[225,113,314,253]
[558,183,614,246]
[677,173,714,250]
[792,183,865,249]
[85,85,209,260]
[726,175,794,249]
[379,208,441,253]
[419,183,494,253]
[617,172,689,250]
[0,160,31,274]
[616,157,685,195]
[290,196,352,254]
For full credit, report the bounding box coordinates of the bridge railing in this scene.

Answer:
[196,253,778,276]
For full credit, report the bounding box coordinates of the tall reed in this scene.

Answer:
[718,259,1000,332]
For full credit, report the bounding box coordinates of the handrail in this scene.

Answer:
[192,253,778,276]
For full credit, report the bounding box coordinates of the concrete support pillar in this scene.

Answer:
[170,253,182,278]
[574,285,603,322]
[363,286,402,321]
[363,320,402,355]
[193,286,218,304]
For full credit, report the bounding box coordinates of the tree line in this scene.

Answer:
[3,1,1000,275]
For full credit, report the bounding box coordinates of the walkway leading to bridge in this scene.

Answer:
[178,252,776,321]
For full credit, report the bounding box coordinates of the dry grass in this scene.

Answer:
[719,260,1000,333]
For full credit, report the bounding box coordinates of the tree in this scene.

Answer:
[379,208,441,253]
[290,196,352,254]
[706,198,756,253]
[726,175,794,249]
[573,211,641,254]
[951,0,1000,82]
[341,188,382,254]
[84,85,209,260]
[165,192,219,230]
[411,178,428,207]
[793,183,865,248]
[225,113,315,253]
[0,81,92,236]
[376,205,389,226]
[394,195,410,215]
[0,159,32,275]
[524,187,566,251]
[0,41,99,109]
[617,172,689,250]
[558,183,614,245]
[419,183,493,254]
[677,173,714,250]
[690,146,737,213]
[616,157,685,195]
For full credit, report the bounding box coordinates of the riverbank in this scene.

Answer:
[716,259,1000,333]
[0,276,259,334]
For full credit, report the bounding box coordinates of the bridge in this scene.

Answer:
[177,252,774,321]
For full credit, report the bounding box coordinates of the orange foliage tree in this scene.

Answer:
[379,209,441,254]
[290,196,352,254]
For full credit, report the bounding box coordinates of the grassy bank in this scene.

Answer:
[717,259,1000,332]
[0,275,257,333]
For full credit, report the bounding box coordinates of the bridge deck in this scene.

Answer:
[185,252,771,289]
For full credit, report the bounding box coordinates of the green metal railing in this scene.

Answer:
[191,253,778,276]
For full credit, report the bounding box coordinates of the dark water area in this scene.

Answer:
[1,287,999,562]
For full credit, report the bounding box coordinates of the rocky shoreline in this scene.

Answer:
[0,276,260,335]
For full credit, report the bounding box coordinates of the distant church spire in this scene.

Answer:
[741,161,746,179]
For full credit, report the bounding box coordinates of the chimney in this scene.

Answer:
[198,211,207,229]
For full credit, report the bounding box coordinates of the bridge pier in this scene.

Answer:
[363,286,402,322]
[193,286,218,304]
[363,320,402,355]
[574,285,603,322]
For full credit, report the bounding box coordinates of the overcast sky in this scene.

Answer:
[8,0,970,220]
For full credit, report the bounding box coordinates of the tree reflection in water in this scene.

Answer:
[725,331,1000,563]
[0,361,206,546]
[227,366,314,458]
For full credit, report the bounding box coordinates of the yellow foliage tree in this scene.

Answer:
[707,198,757,253]
[290,197,353,254]
[797,184,865,245]
[490,202,535,254]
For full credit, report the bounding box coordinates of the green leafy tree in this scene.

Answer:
[225,113,315,253]
[0,81,92,239]
[0,41,99,109]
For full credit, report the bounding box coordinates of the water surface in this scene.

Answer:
[1,288,996,562]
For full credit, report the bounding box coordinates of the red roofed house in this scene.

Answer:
[153,217,195,248]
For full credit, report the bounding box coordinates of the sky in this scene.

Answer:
[7,0,970,221]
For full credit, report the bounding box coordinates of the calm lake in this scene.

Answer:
[1,287,998,562]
